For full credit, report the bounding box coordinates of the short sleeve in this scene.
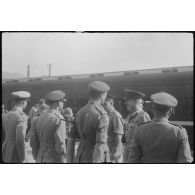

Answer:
[138,112,151,124]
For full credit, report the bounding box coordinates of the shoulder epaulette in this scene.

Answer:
[169,122,183,129]
[138,121,151,126]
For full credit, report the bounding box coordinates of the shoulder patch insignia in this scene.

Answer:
[169,122,183,129]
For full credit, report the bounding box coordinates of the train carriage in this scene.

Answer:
[2,66,193,148]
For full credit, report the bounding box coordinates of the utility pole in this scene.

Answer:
[47,64,52,77]
[27,65,30,79]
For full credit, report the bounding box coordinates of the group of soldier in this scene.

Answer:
[2,80,193,163]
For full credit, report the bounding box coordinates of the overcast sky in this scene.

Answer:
[2,32,193,77]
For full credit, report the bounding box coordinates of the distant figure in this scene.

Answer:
[67,81,110,163]
[103,94,124,163]
[30,90,66,163]
[2,104,8,144]
[128,92,193,163]
[2,91,31,163]
[62,107,74,144]
[123,89,151,163]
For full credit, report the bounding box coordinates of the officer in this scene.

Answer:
[123,89,151,163]
[2,91,31,163]
[103,94,124,163]
[30,90,67,163]
[66,81,110,163]
[128,92,193,163]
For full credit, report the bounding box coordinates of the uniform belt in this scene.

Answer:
[80,138,95,146]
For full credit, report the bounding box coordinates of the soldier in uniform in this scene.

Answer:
[123,89,151,163]
[103,94,124,163]
[66,81,110,163]
[128,92,193,163]
[30,90,67,163]
[2,91,31,163]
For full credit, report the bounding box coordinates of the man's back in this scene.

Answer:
[129,118,192,163]
[2,107,28,162]
[76,102,101,142]
[75,101,109,163]
[30,109,66,163]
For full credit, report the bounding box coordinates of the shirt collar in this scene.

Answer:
[153,117,169,123]
[130,108,142,117]
[13,106,23,113]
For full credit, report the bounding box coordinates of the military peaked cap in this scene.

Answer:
[45,90,66,102]
[150,92,178,107]
[88,81,110,92]
[124,89,145,100]
[12,91,31,100]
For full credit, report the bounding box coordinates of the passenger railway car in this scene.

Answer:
[2,66,193,147]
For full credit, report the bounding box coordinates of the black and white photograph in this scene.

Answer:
[1,32,194,164]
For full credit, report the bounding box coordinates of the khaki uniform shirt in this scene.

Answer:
[2,107,28,163]
[107,107,124,161]
[30,109,66,163]
[70,100,110,163]
[128,118,193,163]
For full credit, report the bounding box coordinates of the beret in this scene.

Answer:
[45,90,66,102]
[124,89,145,99]
[150,92,178,107]
[12,91,31,100]
[88,81,110,92]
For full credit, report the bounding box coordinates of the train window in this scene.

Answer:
[89,74,96,77]
[65,76,72,79]
[162,69,171,73]
[11,80,19,82]
[172,68,178,72]
[29,78,42,81]
[132,71,139,75]
[98,73,104,77]
[124,72,131,76]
